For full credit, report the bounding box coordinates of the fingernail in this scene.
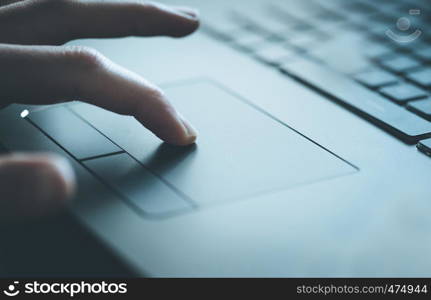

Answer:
[179,114,198,143]
[175,7,200,20]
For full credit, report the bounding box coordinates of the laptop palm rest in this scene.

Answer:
[70,79,357,206]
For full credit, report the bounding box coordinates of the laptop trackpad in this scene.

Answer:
[72,80,356,205]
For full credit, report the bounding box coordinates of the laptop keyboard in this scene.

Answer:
[204,0,431,145]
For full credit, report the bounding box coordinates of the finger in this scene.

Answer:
[0,153,75,221]
[0,44,197,146]
[69,1,201,39]
[0,0,200,45]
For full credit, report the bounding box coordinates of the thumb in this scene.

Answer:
[0,153,75,221]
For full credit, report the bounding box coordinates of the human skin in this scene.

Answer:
[0,0,200,220]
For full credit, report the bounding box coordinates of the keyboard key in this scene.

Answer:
[309,37,373,74]
[417,138,431,156]
[29,106,122,160]
[378,55,421,73]
[392,38,430,53]
[203,15,250,41]
[407,99,431,120]
[281,58,431,143]
[254,44,297,65]
[407,68,431,88]
[354,69,398,88]
[344,2,376,14]
[361,43,392,57]
[366,22,390,37]
[379,83,428,103]
[233,8,299,34]
[413,48,431,61]
[255,17,294,34]
[84,153,193,216]
[291,22,315,32]
[285,31,328,50]
[231,30,269,51]
[315,11,346,23]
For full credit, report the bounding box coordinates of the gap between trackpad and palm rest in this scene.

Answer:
[71,80,357,205]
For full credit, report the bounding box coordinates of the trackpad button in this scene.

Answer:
[72,80,356,205]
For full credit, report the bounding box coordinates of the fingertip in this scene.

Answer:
[165,6,200,37]
[162,130,198,147]
[177,115,198,146]
[169,18,200,38]
[152,111,198,146]
[139,113,198,147]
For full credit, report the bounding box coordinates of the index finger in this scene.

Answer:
[0,44,198,146]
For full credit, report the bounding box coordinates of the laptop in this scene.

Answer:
[1,0,431,277]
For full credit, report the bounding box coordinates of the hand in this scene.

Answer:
[0,0,200,220]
